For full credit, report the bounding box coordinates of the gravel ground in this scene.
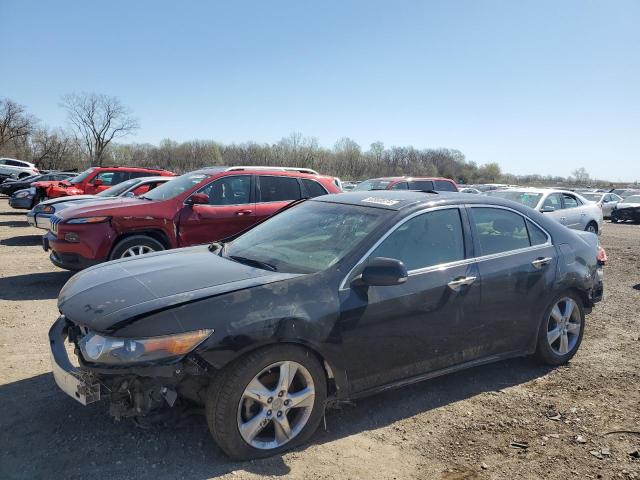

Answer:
[0,198,638,480]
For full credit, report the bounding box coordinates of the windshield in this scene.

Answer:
[19,174,41,182]
[354,179,392,191]
[581,193,603,202]
[96,178,141,197]
[141,172,208,201]
[624,195,640,204]
[486,190,543,208]
[69,168,95,184]
[225,201,389,273]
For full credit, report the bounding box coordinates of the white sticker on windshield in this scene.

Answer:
[361,197,400,206]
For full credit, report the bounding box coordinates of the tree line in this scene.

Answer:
[0,95,616,187]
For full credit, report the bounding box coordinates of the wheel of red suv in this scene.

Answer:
[206,345,327,460]
[109,235,165,260]
[535,292,585,366]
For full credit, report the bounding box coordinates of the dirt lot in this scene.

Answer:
[0,198,638,480]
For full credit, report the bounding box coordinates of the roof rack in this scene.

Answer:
[225,166,319,175]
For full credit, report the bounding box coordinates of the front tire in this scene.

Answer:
[535,292,585,365]
[206,345,327,460]
[109,235,165,260]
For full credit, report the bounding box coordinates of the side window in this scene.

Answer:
[526,220,548,246]
[95,171,129,186]
[542,193,563,211]
[391,182,409,190]
[258,176,301,202]
[408,180,434,191]
[471,208,530,255]
[200,175,251,205]
[434,180,457,192]
[301,179,328,198]
[371,209,465,271]
[7,160,26,167]
[0,160,6,165]
[562,194,579,209]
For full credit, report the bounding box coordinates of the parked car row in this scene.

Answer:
[0,164,610,460]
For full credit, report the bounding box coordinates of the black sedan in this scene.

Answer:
[0,172,74,196]
[49,191,604,460]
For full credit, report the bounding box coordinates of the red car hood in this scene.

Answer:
[55,197,152,220]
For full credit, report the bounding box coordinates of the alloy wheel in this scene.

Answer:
[121,245,155,257]
[237,361,315,450]
[586,224,597,233]
[547,297,581,355]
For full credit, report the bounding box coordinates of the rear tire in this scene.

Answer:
[206,345,327,460]
[109,235,165,260]
[535,292,585,366]
[585,222,598,234]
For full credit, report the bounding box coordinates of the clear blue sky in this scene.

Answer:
[1,0,638,181]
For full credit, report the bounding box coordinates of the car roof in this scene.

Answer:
[313,190,496,211]
[492,187,579,195]
[193,166,334,179]
[365,176,455,182]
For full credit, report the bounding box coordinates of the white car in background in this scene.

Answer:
[487,188,603,234]
[580,192,622,219]
[0,157,39,180]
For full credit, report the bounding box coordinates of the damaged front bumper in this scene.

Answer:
[49,316,101,405]
[49,316,211,418]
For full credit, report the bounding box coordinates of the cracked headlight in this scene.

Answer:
[79,329,213,365]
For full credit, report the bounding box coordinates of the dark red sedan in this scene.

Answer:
[43,166,341,270]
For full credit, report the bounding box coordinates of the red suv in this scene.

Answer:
[354,176,458,192]
[33,166,175,201]
[43,166,341,270]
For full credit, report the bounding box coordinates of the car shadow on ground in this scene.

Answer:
[0,210,23,216]
[0,271,73,300]
[0,234,43,246]
[0,220,30,228]
[0,358,551,479]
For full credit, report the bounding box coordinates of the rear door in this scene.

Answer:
[468,206,557,355]
[254,175,304,222]
[178,174,254,246]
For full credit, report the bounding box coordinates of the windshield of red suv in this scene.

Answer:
[69,168,95,184]
[225,200,388,274]
[140,172,208,201]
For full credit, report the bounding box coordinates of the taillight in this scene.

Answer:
[597,246,607,265]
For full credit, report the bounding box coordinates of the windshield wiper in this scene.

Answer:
[229,255,277,271]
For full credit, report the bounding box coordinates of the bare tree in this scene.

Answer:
[61,92,139,166]
[0,98,35,150]
[571,167,590,185]
[31,128,76,170]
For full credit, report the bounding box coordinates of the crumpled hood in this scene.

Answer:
[58,245,300,332]
[615,202,640,210]
[55,197,150,220]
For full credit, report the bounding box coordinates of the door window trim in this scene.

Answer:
[340,204,553,291]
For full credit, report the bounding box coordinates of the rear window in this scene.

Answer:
[258,176,301,202]
[354,179,393,191]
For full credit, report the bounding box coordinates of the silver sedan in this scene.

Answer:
[487,188,604,234]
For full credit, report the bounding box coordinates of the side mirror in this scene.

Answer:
[354,257,408,287]
[186,193,209,205]
[540,205,555,213]
[92,179,103,187]
[123,191,135,198]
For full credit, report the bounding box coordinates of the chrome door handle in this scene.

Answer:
[235,209,252,216]
[531,257,552,268]
[447,276,477,291]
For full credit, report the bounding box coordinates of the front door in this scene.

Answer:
[467,206,557,355]
[178,175,255,246]
[339,207,481,393]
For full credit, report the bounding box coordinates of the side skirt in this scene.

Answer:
[347,350,526,401]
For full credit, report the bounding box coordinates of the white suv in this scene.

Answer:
[0,158,39,180]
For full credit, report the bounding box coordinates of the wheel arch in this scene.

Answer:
[110,229,172,256]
